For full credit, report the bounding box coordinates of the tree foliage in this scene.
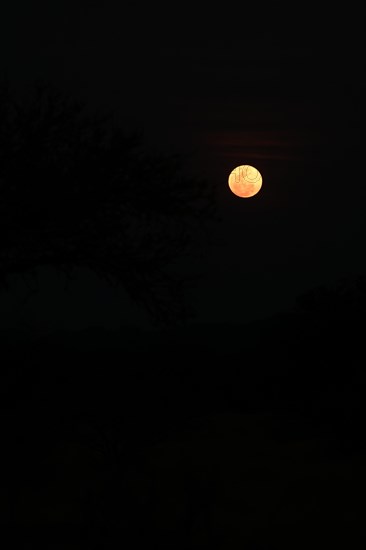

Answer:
[0,80,220,326]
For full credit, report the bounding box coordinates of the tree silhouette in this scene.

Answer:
[295,275,366,322]
[0,79,220,326]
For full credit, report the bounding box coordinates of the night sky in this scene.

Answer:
[1,2,366,548]
[1,2,364,332]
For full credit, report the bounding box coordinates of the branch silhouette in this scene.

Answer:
[0,79,220,326]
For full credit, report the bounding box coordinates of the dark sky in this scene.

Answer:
[0,1,365,332]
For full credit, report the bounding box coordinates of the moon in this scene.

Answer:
[228,165,262,198]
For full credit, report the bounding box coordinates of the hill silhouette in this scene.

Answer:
[1,277,365,547]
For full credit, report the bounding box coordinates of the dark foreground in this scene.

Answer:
[1,308,366,549]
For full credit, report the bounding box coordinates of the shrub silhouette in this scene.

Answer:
[0,79,220,326]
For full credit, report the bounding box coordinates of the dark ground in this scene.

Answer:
[1,290,366,549]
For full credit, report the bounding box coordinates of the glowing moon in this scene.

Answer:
[228,165,262,198]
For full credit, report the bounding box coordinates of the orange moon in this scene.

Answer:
[228,165,262,198]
